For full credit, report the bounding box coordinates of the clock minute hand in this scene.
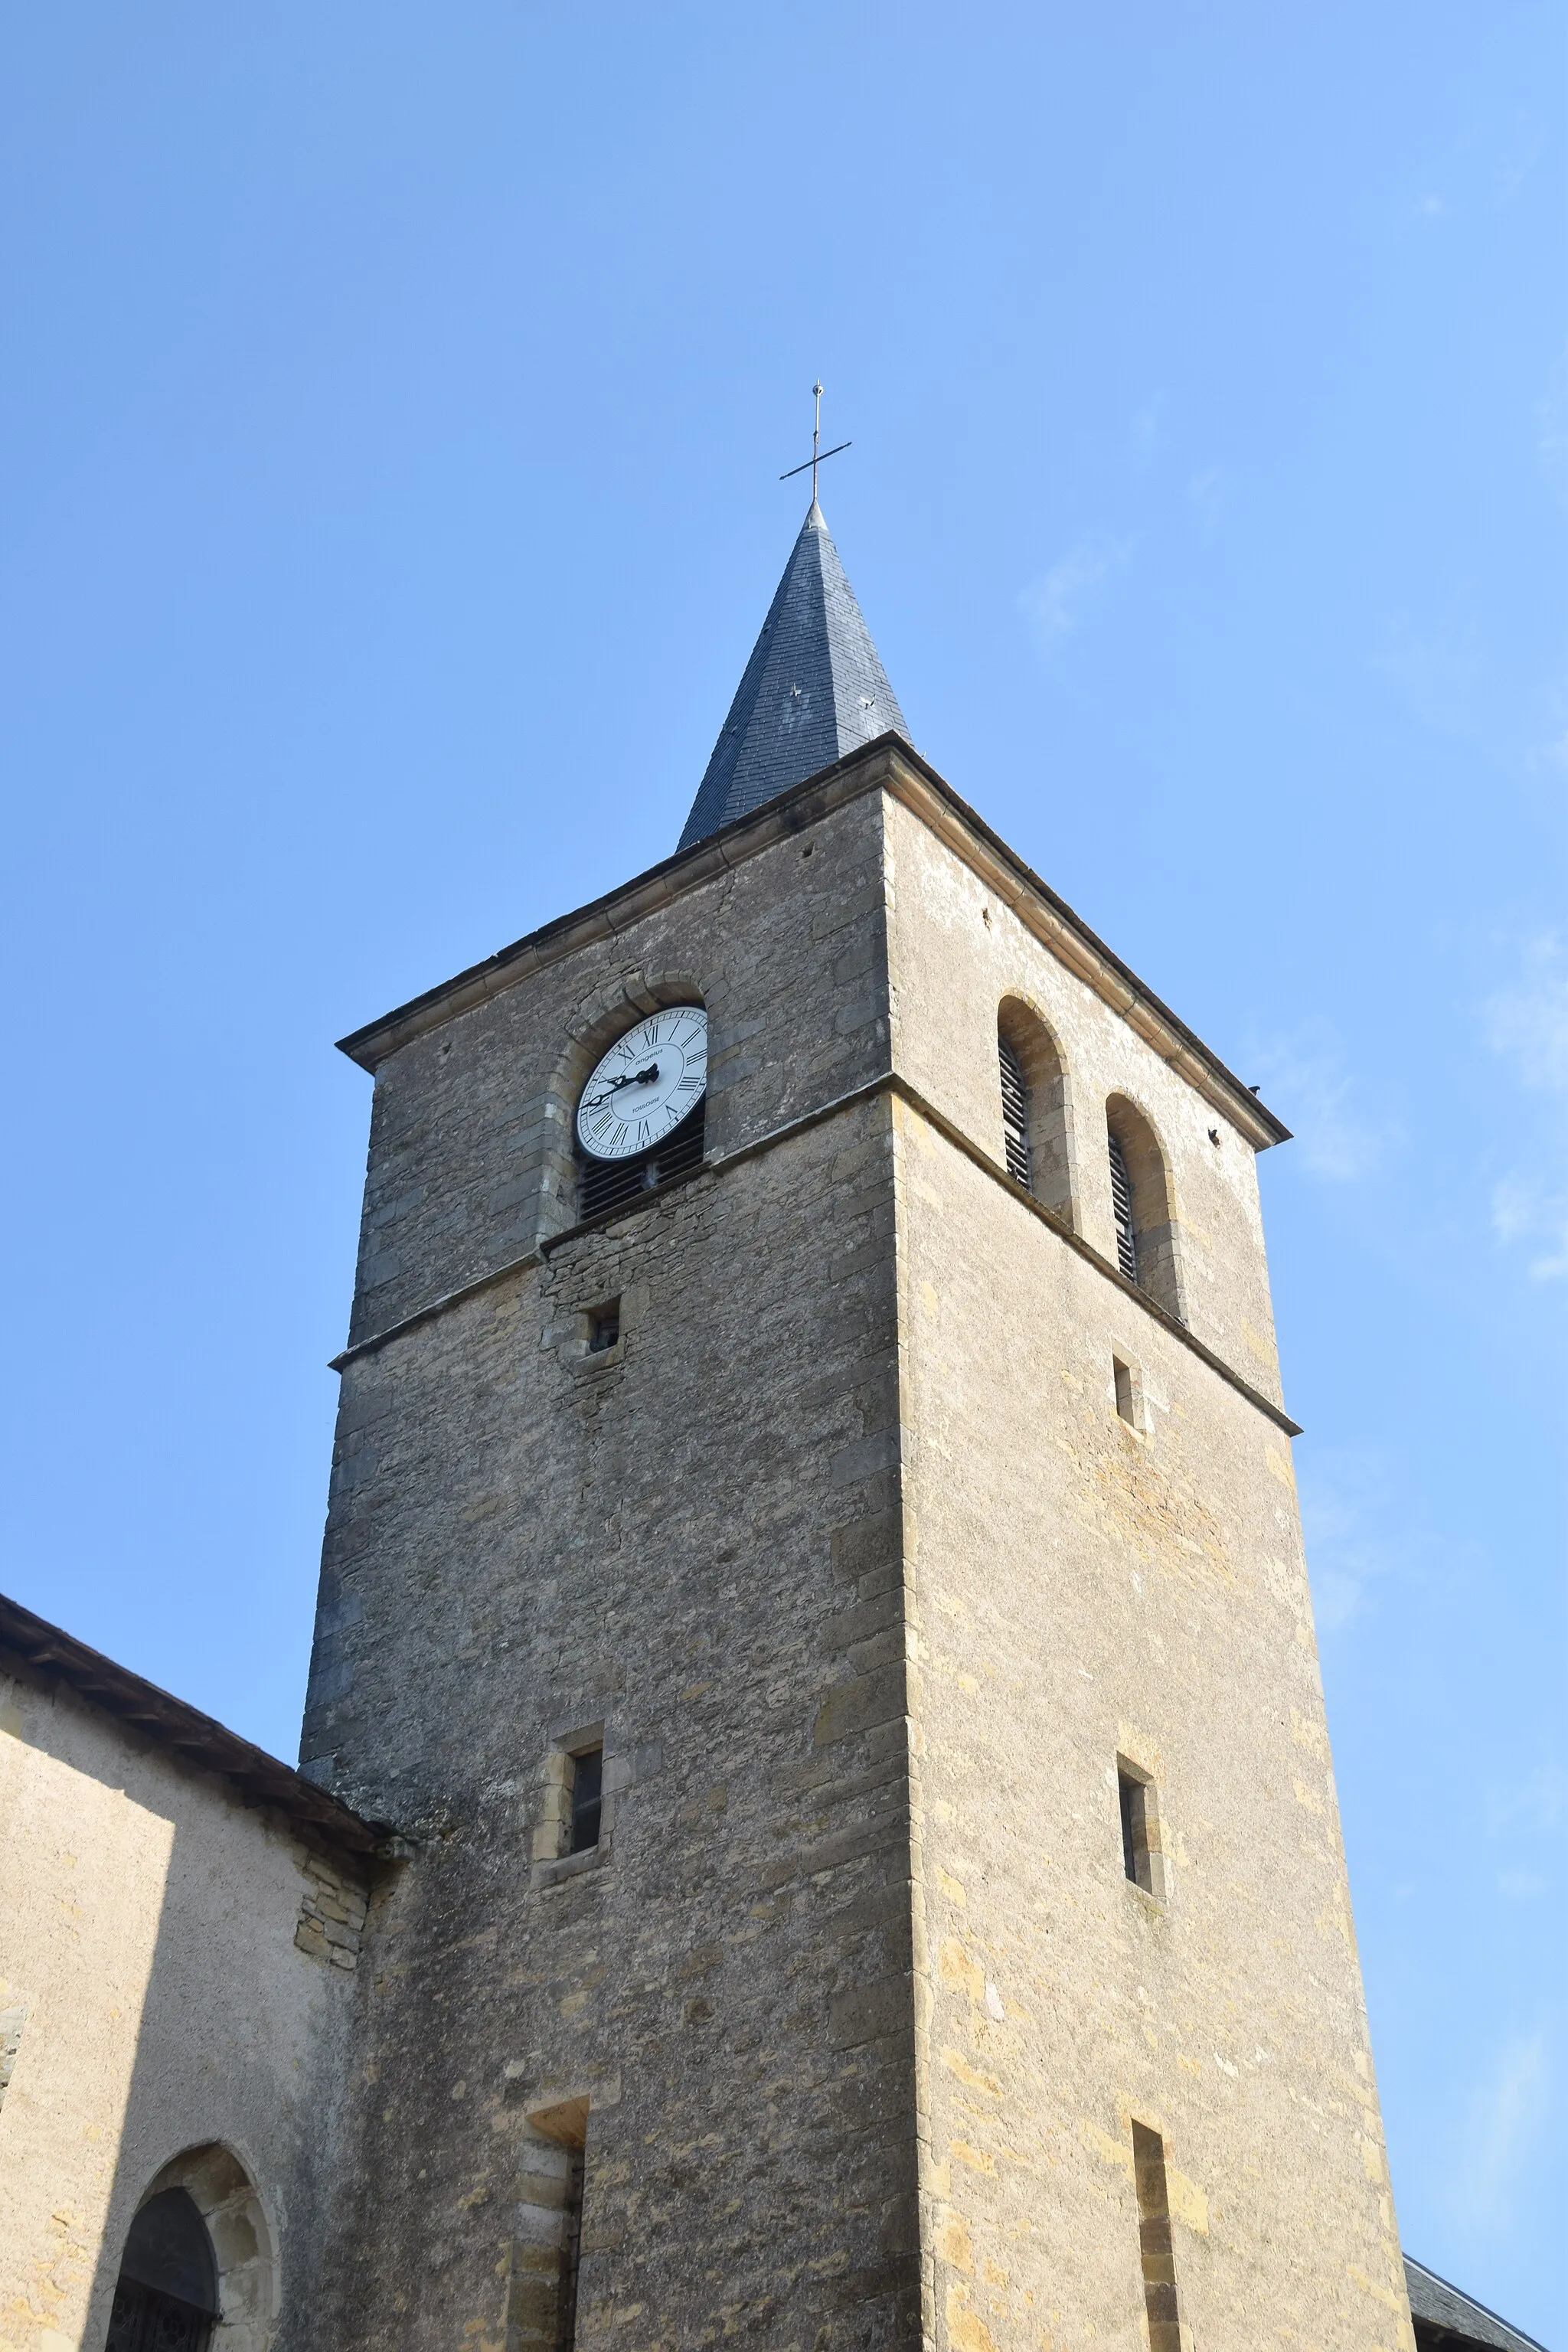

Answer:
[585,1062,661,1109]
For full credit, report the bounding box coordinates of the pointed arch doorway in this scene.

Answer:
[105,2187,220,2352]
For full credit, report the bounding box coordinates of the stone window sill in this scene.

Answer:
[571,1343,624,1380]
[533,1839,611,1889]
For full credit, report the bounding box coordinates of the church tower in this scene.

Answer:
[301,502,1413,2351]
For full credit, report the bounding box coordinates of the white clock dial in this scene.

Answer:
[576,1007,708,1161]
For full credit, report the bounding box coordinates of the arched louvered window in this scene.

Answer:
[998,1034,1031,1187]
[1108,1130,1138,1282]
[997,1001,1078,1226]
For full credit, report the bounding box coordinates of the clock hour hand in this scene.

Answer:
[584,1063,661,1110]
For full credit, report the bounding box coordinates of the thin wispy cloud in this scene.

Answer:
[1526,679,1568,774]
[1130,397,1165,458]
[1481,938,1568,1278]
[1482,933,1568,1093]
[1187,468,1222,529]
[1538,349,1568,511]
[1446,2025,1553,2240]
[1488,1772,1565,1898]
[1245,1029,1388,1182]
[1021,537,1129,646]
[1490,1174,1568,1282]
[1298,1450,1419,1635]
[1406,117,1543,229]
[1372,599,1485,737]
[1488,1762,1568,1836]
[1490,116,1545,209]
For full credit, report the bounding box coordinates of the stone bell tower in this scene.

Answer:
[300,500,1413,2350]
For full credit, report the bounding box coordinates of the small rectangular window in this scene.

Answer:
[1117,1761,1165,1897]
[1132,2122,1182,2352]
[586,1299,620,1354]
[1113,1357,1136,1425]
[568,1747,603,1853]
[1119,1770,1142,1883]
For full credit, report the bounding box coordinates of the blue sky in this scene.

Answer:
[2,5,1563,2336]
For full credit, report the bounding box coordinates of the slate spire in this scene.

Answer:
[677,501,910,851]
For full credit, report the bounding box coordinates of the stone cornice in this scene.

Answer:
[335,738,1289,1155]
[330,1070,1302,1440]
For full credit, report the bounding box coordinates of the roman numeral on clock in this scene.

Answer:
[577,1005,707,1164]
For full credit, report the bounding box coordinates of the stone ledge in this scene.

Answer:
[532,1840,612,1891]
[333,737,1288,1159]
[328,1070,1302,1440]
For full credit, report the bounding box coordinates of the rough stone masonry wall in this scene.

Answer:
[338,786,897,1353]
[0,1657,364,2352]
[881,794,1285,1408]
[886,815,1411,2349]
[305,766,1411,2351]
[303,793,924,2350]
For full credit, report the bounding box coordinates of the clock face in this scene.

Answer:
[576,1006,708,1161]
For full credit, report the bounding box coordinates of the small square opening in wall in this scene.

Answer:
[585,1299,621,1354]
[1117,1760,1167,1898]
[568,1746,603,1853]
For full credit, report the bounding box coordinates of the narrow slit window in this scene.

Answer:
[513,2102,590,2352]
[1113,1357,1136,1426]
[1117,1762,1165,1896]
[1108,1130,1138,1282]
[568,1747,603,1854]
[559,2145,586,2350]
[1119,1769,1142,1883]
[999,1035,1031,1187]
[1132,2123,1182,2352]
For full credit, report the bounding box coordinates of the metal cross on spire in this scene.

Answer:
[779,381,851,504]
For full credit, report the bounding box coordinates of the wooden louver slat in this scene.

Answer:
[580,1098,705,1219]
[1108,1130,1138,1283]
[998,1036,1031,1189]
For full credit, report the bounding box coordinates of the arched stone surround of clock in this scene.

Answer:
[534,974,710,1244]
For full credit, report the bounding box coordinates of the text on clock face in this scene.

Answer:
[576,1008,709,1161]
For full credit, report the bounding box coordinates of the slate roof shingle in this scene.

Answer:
[678,499,910,851]
[1404,2254,1551,2352]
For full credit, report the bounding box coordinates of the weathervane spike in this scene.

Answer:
[779,381,852,492]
